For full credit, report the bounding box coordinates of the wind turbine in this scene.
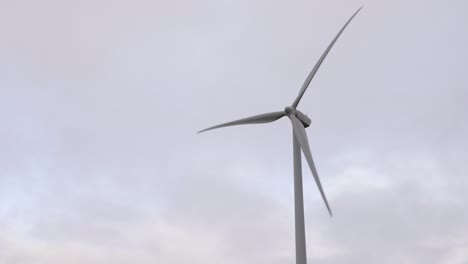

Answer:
[198,7,362,264]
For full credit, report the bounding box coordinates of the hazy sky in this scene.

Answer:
[1,0,467,263]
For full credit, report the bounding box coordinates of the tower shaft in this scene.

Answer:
[293,133,307,264]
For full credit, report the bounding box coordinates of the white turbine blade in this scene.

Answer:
[198,111,285,133]
[292,6,363,108]
[290,115,333,217]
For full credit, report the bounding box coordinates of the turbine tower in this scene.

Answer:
[198,7,362,264]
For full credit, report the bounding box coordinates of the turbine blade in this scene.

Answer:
[292,6,363,108]
[290,115,333,217]
[198,111,285,133]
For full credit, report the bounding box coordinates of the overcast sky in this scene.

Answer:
[1,0,467,263]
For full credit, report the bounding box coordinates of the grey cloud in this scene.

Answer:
[1,0,468,263]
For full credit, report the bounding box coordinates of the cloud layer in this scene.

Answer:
[1,0,467,263]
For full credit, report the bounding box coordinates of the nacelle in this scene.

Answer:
[296,110,311,128]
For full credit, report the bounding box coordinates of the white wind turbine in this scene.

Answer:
[198,7,362,264]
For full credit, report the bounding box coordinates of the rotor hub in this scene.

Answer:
[284,106,296,115]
